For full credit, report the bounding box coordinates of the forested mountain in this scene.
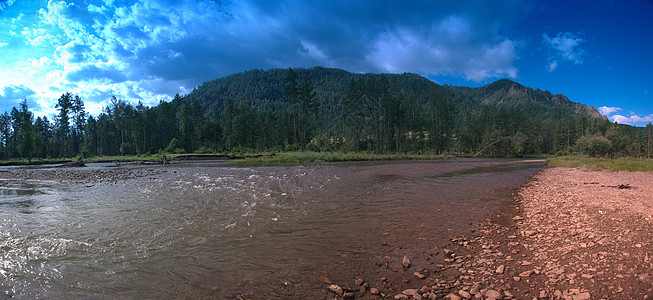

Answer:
[2,67,652,161]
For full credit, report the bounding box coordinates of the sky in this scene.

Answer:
[0,0,652,126]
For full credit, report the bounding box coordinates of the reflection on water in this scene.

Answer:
[0,159,542,299]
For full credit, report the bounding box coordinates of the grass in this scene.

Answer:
[230,151,454,164]
[547,155,653,172]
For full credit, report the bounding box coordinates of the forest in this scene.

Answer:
[2,67,652,161]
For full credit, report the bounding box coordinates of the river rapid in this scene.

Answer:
[0,158,543,299]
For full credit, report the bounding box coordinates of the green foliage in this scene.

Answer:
[2,67,652,163]
[588,136,612,157]
[548,155,653,172]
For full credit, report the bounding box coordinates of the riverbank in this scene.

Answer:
[324,167,652,299]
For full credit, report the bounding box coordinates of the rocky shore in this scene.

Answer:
[0,166,163,184]
[324,167,652,299]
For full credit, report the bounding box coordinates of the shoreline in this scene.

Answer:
[324,167,652,299]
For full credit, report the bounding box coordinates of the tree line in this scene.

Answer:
[3,68,653,161]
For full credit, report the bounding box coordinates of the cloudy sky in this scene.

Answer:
[1,0,652,126]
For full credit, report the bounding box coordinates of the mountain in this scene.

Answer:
[173,66,612,155]
[189,67,603,121]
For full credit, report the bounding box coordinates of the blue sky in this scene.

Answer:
[0,0,652,126]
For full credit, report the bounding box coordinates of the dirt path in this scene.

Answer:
[325,167,652,299]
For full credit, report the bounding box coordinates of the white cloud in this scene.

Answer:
[611,114,653,125]
[542,32,585,73]
[597,106,622,116]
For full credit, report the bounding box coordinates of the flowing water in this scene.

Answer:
[0,159,543,299]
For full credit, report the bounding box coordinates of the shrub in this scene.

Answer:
[588,137,612,157]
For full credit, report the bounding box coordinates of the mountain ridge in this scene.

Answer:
[188,66,604,121]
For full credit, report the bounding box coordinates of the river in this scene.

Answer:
[0,158,543,299]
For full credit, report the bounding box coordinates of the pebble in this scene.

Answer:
[495,265,505,274]
[370,287,380,295]
[458,290,472,299]
[573,292,591,300]
[404,289,423,300]
[327,284,343,296]
[485,290,502,299]
[402,256,412,268]
[445,293,461,300]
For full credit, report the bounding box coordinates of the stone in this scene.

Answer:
[539,290,547,298]
[524,230,537,236]
[394,294,409,300]
[458,290,472,299]
[573,292,591,300]
[513,276,520,282]
[469,285,480,295]
[355,278,364,285]
[503,291,513,298]
[343,292,355,299]
[445,293,461,300]
[370,287,380,295]
[328,284,344,296]
[519,270,534,277]
[414,272,426,279]
[485,290,502,299]
[402,256,412,268]
[496,265,505,274]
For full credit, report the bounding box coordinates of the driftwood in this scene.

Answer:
[601,184,631,189]
[56,157,86,168]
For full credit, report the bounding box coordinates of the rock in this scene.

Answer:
[458,290,472,299]
[444,249,454,256]
[539,290,547,298]
[343,292,355,299]
[513,276,520,282]
[394,294,409,300]
[445,293,461,300]
[370,287,380,295]
[469,284,480,295]
[355,278,364,285]
[328,284,344,296]
[573,292,591,300]
[485,290,502,299]
[428,293,437,300]
[318,276,331,284]
[503,291,513,298]
[414,272,426,279]
[524,230,537,236]
[496,265,505,274]
[403,289,420,297]
[519,270,534,277]
[402,256,412,268]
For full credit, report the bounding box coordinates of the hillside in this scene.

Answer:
[5,67,648,161]
[190,67,602,121]
[172,66,613,156]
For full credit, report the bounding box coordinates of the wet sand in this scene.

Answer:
[335,167,652,299]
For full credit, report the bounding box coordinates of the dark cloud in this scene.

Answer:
[33,0,531,112]
[0,84,36,101]
[66,65,128,83]
[0,84,36,113]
